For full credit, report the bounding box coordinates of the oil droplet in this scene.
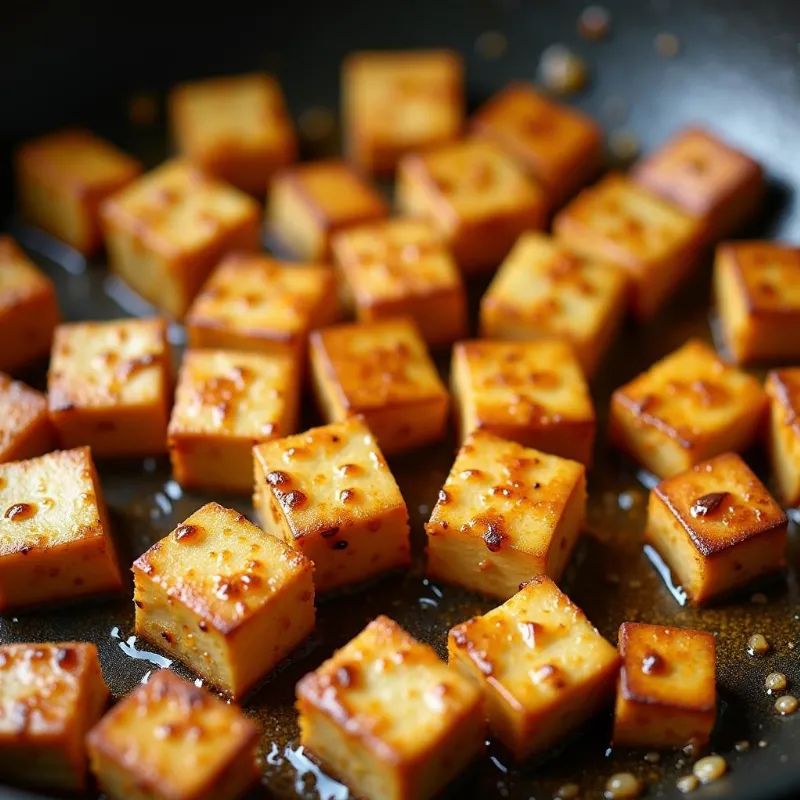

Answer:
[538,44,588,96]
[693,755,727,784]
[643,751,660,764]
[747,633,770,656]
[734,740,750,752]
[766,672,788,694]
[775,695,798,715]
[556,783,580,800]
[677,775,698,793]
[604,772,642,799]
[4,502,36,521]
[578,5,611,40]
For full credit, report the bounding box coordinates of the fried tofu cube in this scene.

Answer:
[297,615,484,800]
[0,642,109,792]
[396,138,549,274]
[612,623,716,749]
[451,340,595,465]
[331,217,467,346]
[342,50,464,175]
[479,232,628,377]
[15,129,142,255]
[133,502,314,698]
[254,417,410,593]
[766,369,800,506]
[168,349,299,493]
[169,72,297,194]
[309,318,449,454]
[48,318,171,458]
[101,159,260,318]
[87,669,258,800]
[632,127,764,242]
[267,159,389,261]
[185,252,338,360]
[713,241,800,365]
[553,173,708,320]
[0,374,54,463]
[0,236,60,375]
[448,576,620,761]
[471,82,602,207]
[425,431,586,599]
[0,446,122,611]
[610,339,768,479]
[645,453,788,604]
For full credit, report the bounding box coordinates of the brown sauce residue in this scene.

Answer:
[4,503,36,521]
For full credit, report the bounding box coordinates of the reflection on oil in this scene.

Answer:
[643,544,688,606]
[282,743,349,800]
[111,627,173,668]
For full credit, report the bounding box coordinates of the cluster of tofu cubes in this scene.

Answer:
[1,43,799,800]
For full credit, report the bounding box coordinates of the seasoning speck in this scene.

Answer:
[692,755,727,784]
[604,772,641,799]
[578,5,611,40]
[775,695,798,715]
[677,775,699,794]
[747,633,770,656]
[475,30,508,61]
[734,740,750,752]
[690,491,727,518]
[644,751,660,764]
[538,44,588,95]
[766,672,788,694]
[655,32,680,57]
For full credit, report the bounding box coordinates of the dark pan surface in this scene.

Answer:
[2,1,800,798]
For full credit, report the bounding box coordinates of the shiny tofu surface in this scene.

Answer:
[0,373,53,464]
[297,615,484,800]
[254,417,410,592]
[425,431,586,599]
[610,339,768,479]
[87,669,258,800]
[766,369,800,506]
[448,576,620,761]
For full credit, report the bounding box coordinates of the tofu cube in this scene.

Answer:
[448,576,620,761]
[297,615,484,800]
[48,317,171,458]
[612,622,716,749]
[309,318,449,454]
[0,446,122,611]
[169,72,297,194]
[101,159,261,318]
[479,232,628,377]
[133,502,315,698]
[471,81,603,207]
[267,158,389,262]
[168,349,299,494]
[396,138,549,274]
[632,127,764,242]
[553,173,708,320]
[713,241,800,365]
[342,50,464,175]
[331,217,467,346]
[0,374,54,463]
[253,417,410,593]
[87,669,258,800]
[645,452,788,604]
[15,129,142,255]
[610,339,768,479]
[0,236,60,375]
[0,642,109,792]
[766,369,800,506]
[185,252,339,360]
[425,431,586,599]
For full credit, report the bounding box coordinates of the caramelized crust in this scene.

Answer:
[0,373,54,463]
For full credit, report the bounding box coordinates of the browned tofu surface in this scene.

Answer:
[766,368,800,506]
[0,373,54,464]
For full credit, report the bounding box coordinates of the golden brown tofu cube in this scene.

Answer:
[610,339,768,479]
[331,217,467,346]
[613,622,716,749]
[168,349,299,493]
[185,252,339,360]
[0,642,109,792]
[15,129,142,255]
[425,431,586,599]
[448,576,620,761]
[766,369,800,506]
[632,127,764,242]
[0,236,60,375]
[309,317,449,454]
[0,446,122,611]
[451,339,596,465]
[170,72,297,194]
[553,173,708,320]
[48,317,171,458]
[101,159,260,318]
[254,417,410,593]
[133,502,314,698]
[297,615,484,800]
[645,453,788,604]
[479,232,628,377]
[0,373,54,463]
[714,241,800,365]
[267,159,389,261]
[87,669,258,800]
[342,49,464,175]
[396,138,549,274]
[471,81,603,207]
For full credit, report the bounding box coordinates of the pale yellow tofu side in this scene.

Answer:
[766,369,800,506]
[0,373,54,463]
[713,243,753,364]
